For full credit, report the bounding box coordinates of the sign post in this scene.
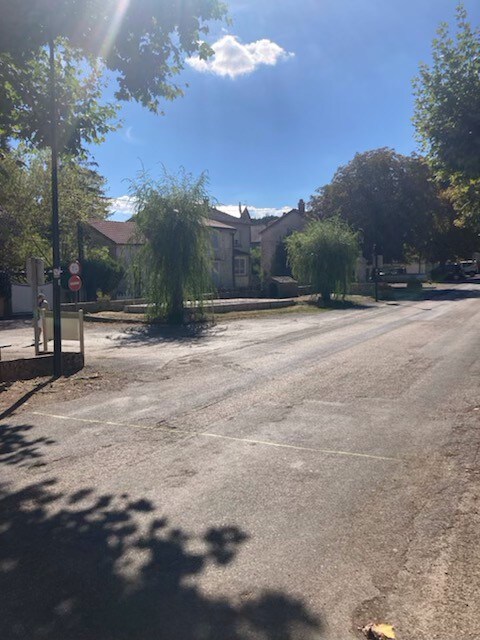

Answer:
[68,261,82,309]
[372,244,379,303]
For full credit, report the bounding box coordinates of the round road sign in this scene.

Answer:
[69,260,81,276]
[68,275,82,292]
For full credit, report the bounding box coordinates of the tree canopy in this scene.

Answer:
[0,148,109,269]
[285,219,359,303]
[309,148,456,263]
[0,0,227,109]
[131,168,213,324]
[0,1,227,155]
[0,43,118,155]
[413,5,480,180]
[413,5,480,228]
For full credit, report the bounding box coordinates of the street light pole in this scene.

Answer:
[373,243,379,302]
[48,36,62,377]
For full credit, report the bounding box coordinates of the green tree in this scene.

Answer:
[413,5,480,181]
[0,43,117,155]
[0,0,227,153]
[251,214,279,226]
[310,148,448,263]
[61,253,124,301]
[0,152,48,268]
[131,168,213,324]
[285,219,359,304]
[0,148,109,269]
[250,246,261,279]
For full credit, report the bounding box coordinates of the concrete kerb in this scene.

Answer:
[81,299,299,324]
[123,299,297,315]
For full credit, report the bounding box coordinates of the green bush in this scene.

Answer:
[0,271,11,298]
[406,278,423,290]
[286,218,359,303]
[61,257,124,300]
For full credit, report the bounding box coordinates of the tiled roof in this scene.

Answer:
[87,218,235,245]
[87,220,139,245]
[205,219,236,230]
[210,208,250,226]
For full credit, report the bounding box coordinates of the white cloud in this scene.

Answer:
[216,205,292,219]
[109,195,136,219]
[187,35,294,79]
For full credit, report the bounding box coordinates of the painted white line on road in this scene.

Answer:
[201,432,402,463]
[32,410,401,463]
[32,411,159,431]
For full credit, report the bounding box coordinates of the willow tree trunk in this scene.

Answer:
[168,283,184,325]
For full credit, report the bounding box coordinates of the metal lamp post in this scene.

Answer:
[373,243,379,302]
[48,36,62,377]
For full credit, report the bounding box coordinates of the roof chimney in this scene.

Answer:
[298,199,305,214]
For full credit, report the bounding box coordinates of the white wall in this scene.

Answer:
[12,283,53,314]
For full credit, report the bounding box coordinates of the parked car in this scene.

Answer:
[460,260,478,277]
[431,263,466,282]
[370,267,406,282]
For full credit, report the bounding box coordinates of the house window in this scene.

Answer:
[234,257,247,276]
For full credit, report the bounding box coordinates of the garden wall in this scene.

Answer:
[0,352,84,383]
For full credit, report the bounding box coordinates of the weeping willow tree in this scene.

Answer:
[131,168,213,324]
[285,219,359,304]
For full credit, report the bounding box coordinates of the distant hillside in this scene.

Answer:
[251,214,279,225]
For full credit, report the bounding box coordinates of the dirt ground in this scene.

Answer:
[0,363,130,419]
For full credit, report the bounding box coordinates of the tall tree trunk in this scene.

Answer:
[168,283,184,325]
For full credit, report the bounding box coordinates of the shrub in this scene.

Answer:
[286,219,359,303]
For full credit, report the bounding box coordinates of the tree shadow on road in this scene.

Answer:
[109,322,219,349]
[0,377,55,422]
[0,423,322,640]
[385,283,480,302]
[0,422,55,467]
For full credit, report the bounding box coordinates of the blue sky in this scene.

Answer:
[96,0,480,220]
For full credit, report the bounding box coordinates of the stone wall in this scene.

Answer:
[61,298,145,314]
[0,352,84,382]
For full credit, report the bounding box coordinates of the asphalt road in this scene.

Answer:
[1,282,480,639]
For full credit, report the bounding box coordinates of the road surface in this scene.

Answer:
[1,282,479,639]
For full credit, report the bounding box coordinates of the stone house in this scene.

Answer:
[260,200,307,279]
[86,220,141,264]
[207,218,236,289]
[84,215,245,293]
[209,206,252,289]
[250,224,266,249]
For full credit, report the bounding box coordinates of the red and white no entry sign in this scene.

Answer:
[68,275,82,292]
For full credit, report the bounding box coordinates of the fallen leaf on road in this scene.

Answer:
[361,622,395,639]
